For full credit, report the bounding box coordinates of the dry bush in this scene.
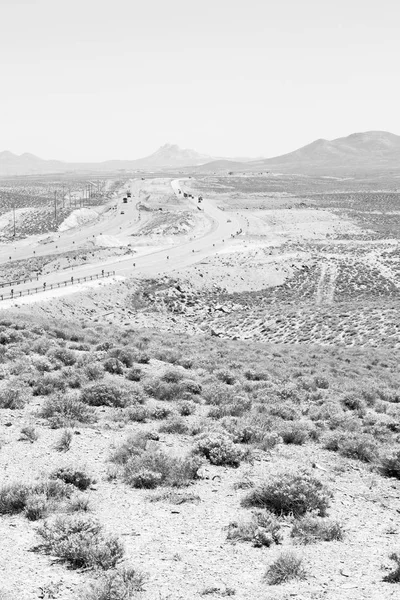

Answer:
[19,425,39,443]
[242,472,331,517]
[35,516,124,570]
[192,431,243,467]
[0,381,30,409]
[82,566,147,600]
[384,552,400,583]
[323,431,379,462]
[291,514,344,544]
[123,450,202,488]
[55,429,73,452]
[227,510,282,547]
[159,416,189,434]
[40,392,96,428]
[80,381,133,408]
[264,552,306,585]
[50,467,94,491]
[380,450,400,479]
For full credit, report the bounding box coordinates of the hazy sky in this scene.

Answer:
[1,0,399,161]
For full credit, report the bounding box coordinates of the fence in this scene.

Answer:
[0,270,116,302]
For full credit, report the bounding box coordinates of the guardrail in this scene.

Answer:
[0,276,40,289]
[0,270,116,302]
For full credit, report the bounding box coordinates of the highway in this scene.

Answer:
[0,178,245,299]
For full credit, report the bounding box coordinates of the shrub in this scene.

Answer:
[161,369,184,384]
[150,405,173,420]
[215,370,236,385]
[0,382,30,409]
[82,566,147,600]
[208,397,252,420]
[68,494,91,513]
[323,432,378,462]
[227,510,282,547]
[144,379,183,402]
[126,367,142,382]
[159,416,188,434]
[264,552,306,585]
[178,400,197,416]
[123,450,201,488]
[380,450,400,479]
[291,515,344,544]
[40,393,96,428]
[110,432,155,465]
[35,516,124,570]
[117,405,150,423]
[103,358,124,375]
[55,429,73,452]
[80,382,131,408]
[384,552,400,583]
[279,422,314,445]
[32,373,67,396]
[0,483,32,514]
[107,348,134,368]
[341,392,366,413]
[49,348,77,366]
[24,494,50,521]
[193,432,243,467]
[242,472,331,517]
[84,363,104,381]
[19,425,39,443]
[270,403,300,421]
[125,469,163,489]
[50,467,94,491]
[244,369,269,381]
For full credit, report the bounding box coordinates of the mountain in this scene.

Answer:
[248,131,400,174]
[0,151,65,176]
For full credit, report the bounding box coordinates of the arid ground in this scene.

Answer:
[0,171,399,600]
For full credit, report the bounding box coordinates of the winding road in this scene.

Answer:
[0,178,244,300]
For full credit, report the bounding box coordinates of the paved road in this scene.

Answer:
[0,178,244,298]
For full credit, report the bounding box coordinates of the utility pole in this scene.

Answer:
[62,184,65,209]
[54,191,57,222]
[12,205,16,237]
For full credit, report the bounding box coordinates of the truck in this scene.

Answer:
[127,191,132,198]
[123,197,128,204]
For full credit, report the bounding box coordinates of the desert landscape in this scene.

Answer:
[0,131,399,600]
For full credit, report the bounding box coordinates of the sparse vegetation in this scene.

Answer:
[264,552,307,585]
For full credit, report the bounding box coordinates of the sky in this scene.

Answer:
[1,0,400,162]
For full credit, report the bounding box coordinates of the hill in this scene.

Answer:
[248,130,400,174]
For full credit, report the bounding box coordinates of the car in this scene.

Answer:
[120,211,125,214]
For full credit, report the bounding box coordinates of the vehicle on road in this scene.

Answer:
[123,197,128,203]
[120,211,125,214]
[127,191,132,198]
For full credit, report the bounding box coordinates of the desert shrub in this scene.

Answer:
[215,369,236,385]
[193,432,243,467]
[208,396,252,420]
[148,490,201,504]
[0,382,30,409]
[110,431,155,465]
[49,347,77,366]
[242,472,331,517]
[40,393,96,428]
[67,494,91,513]
[279,421,316,445]
[270,403,300,421]
[55,429,73,452]
[32,356,54,373]
[132,351,150,365]
[82,566,147,600]
[291,515,344,544]
[264,552,306,585]
[178,400,197,416]
[35,516,124,570]
[244,369,269,381]
[0,483,32,514]
[159,416,188,434]
[116,405,150,423]
[103,358,124,375]
[96,341,113,352]
[50,467,94,491]
[19,425,39,443]
[384,552,400,583]
[150,405,173,420]
[201,383,234,406]
[153,348,181,364]
[126,367,142,382]
[123,450,201,488]
[161,369,184,384]
[181,380,202,395]
[32,373,67,396]
[314,376,329,389]
[323,431,378,462]
[143,378,184,402]
[62,367,85,389]
[84,363,104,381]
[107,348,134,368]
[80,382,131,408]
[256,432,282,451]
[24,494,50,521]
[341,392,367,413]
[227,510,282,547]
[380,450,400,479]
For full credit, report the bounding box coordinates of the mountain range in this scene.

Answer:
[1,132,400,176]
